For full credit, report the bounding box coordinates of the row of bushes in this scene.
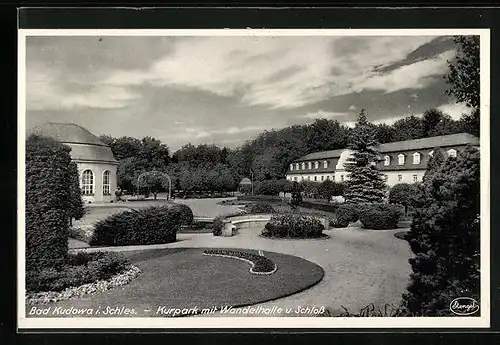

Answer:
[90,204,193,246]
[332,203,404,230]
[262,214,325,239]
[26,251,130,292]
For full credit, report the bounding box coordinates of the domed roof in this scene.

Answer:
[28,122,118,164]
[239,177,252,185]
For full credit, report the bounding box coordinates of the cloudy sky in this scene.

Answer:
[25,34,472,151]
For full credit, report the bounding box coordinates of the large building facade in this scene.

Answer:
[29,123,119,203]
[285,133,479,187]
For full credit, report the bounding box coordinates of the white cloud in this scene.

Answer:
[356,50,456,94]
[102,36,442,109]
[27,63,140,111]
[437,102,473,120]
[304,110,348,119]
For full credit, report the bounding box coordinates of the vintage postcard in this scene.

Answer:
[18,28,490,329]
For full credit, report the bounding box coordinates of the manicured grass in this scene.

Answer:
[26,248,324,317]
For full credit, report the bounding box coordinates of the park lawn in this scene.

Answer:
[26,248,324,317]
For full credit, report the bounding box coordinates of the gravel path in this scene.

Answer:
[72,225,412,317]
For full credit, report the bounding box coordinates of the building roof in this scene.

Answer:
[28,122,118,164]
[239,178,252,185]
[292,133,479,162]
[377,133,479,153]
[292,149,345,162]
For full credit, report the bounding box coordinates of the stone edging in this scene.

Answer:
[202,251,277,275]
[26,265,142,305]
[258,234,331,241]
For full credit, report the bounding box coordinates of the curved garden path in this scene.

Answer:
[71,225,412,317]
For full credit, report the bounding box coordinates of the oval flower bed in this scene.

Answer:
[261,213,327,239]
[203,249,277,275]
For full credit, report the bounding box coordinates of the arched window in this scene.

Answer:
[301,162,306,170]
[102,170,111,196]
[384,155,390,166]
[81,170,94,196]
[290,164,293,171]
[296,163,300,170]
[413,152,421,165]
[323,160,328,169]
[447,149,457,158]
[314,161,319,169]
[308,162,312,169]
[398,154,405,165]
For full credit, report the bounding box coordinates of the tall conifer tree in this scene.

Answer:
[343,109,387,203]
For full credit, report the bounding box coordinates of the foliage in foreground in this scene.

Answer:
[26,251,130,293]
[262,213,324,238]
[401,146,480,316]
[26,135,75,272]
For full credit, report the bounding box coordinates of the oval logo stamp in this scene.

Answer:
[450,297,480,316]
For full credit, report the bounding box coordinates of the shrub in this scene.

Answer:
[26,251,130,292]
[262,213,324,238]
[358,203,403,230]
[335,203,360,228]
[212,216,224,236]
[388,183,417,216]
[246,203,274,214]
[169,203,194,226]
[26,135,74,271]
[401,146,480,316]
[90,205,182,246]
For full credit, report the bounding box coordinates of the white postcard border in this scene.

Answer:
[17,28,491,329]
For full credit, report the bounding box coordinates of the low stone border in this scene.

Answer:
[258,233,331,241]
[26,265,142,305]
[203,249,277,275]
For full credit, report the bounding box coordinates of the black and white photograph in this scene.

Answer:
[18,28,490,329]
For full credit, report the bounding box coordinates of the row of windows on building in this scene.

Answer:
[290,149,458,171]
[289,174,421,183]
[290,160,329,171]
[383,149,457,166]
[81,170,111,196]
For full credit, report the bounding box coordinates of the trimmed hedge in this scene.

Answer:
[358,203,404,230]
[26,251,130,292]
[90,205,188,246]
[170,203,194,226]
[262,213,324,238]
[26,135,74,271]
[299,200,340,213]
[245,203,275,214]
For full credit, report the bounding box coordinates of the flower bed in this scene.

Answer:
[27,265,141,305]
[262,213,325,239]
[203,249,277,275]
[26,251,131,293]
